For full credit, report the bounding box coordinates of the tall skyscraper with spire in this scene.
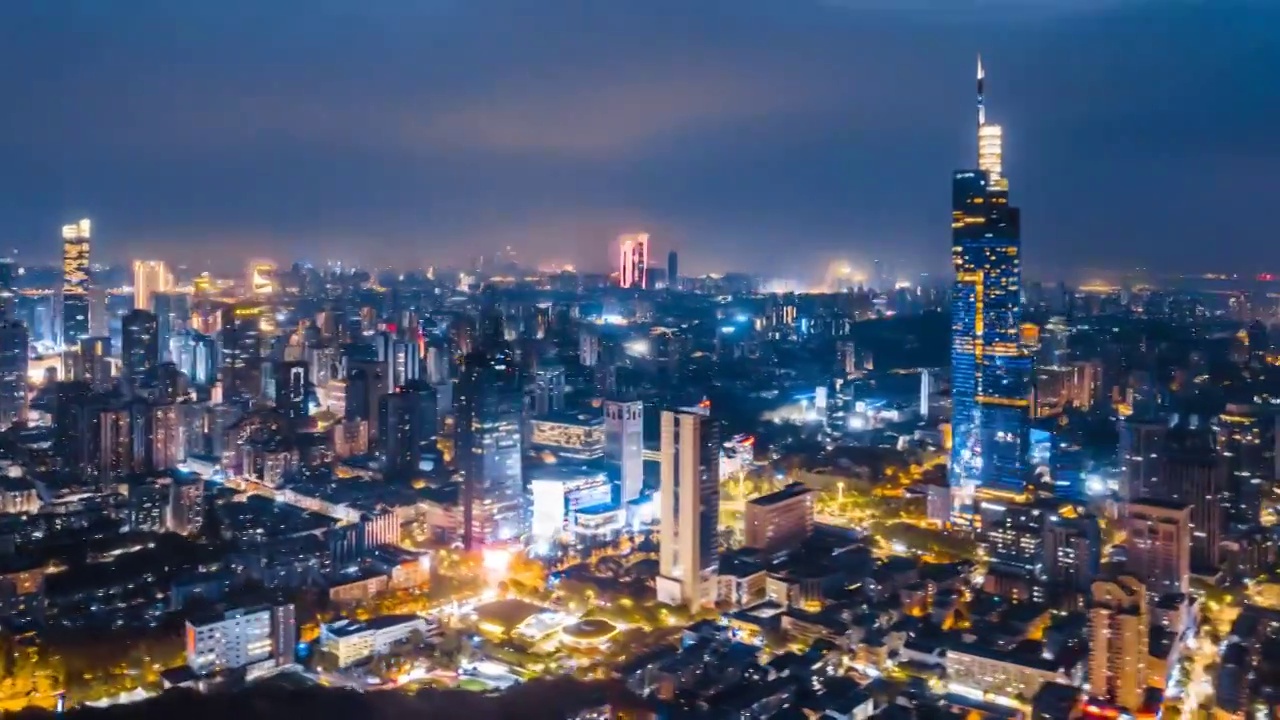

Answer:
[949,57,1031,525]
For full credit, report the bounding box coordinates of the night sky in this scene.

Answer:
[0,1,1275,281]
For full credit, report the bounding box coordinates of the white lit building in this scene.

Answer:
[133,260,174,311]
[320,615,440,668]
[184,604,296,678]
[530,466,611,547]
[657,407,720,610]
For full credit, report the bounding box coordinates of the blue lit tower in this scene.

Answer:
[949,56,1032,524]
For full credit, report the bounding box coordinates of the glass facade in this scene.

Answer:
[949,163,1031,523]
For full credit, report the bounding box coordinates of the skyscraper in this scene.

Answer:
[132,260,174,311]
[274,360,310,422]
[122,309,159,393]
[60,219,91,348]
[618,233,649,289]
[78,336,113,392]
[667,250,678,290]
[378,384,436,477]
[454,325,525,549]
[604,399,644,503]
[0,322,28,429]
[1122,499,1192,596]
[1088,577,1150,712]
[153,291,191,362]
[657,407,720,610]
[948,58,1031,524]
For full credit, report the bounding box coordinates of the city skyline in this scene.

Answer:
[0,1,1274,279]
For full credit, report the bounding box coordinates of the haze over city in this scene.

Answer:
[0,0,1275,278]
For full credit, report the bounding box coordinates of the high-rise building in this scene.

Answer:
[1118,416,1168,502]
[1087,576,1150,712]
[132,260,174,311]
[604,399,644,503]
[379,383,436,477]
[454,339,525,549]
[248,260,276,296]
[0,322,27,429]
[949,58,1031,525]
[1156,428,1229,572]
[78,336,113,392]
[59,219,91,348]
[618,233,649,289]
[657,407,720,610]
[1122,499,1192,597]
[168,473,204,535]
[744,483,814,555]
[667,250,679,290]
[1214,404,1274,527]
[274,360,310,422]
[153,291,191,362]
[531,365,566,416]
[1044,512,1101,593]
[121,309,160,393]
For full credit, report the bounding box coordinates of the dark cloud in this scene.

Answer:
[0,0,1274,280]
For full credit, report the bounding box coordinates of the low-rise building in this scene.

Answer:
[320,614,440,668]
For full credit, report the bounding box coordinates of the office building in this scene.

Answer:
[379,384,436,477]
[948,59,1031,524]
[980,500,1046,581]
[454,328,525,548]
[59,219,91,348]
[274,360,309,422]
[320,615,438,669]
[530,466,612,547]
[133,260,173,311]
[530,365,566,416]
[1119,416,1168,502]
[153,292,191,362]
[618,233,649,289]
[744,483,814,555]
[1122,499,1191,596]
[529,412,604,460]
[78,336,113,392]
[1156,427,1228,572]
[1044,512,1101,593]
[0,322,27,429]
[121,309,160,393]
[168,474,204,535]
[667,250,678,289]
[184,604,296,677]
[1215,404,1273,527]
[657,407,720,610]
[1087,577,1149,711]
[604,399,644,502]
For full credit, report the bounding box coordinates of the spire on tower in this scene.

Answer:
[976,53,986,128]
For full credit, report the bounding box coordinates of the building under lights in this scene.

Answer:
[133,260,174,311]
[454,307,526,549]
[657,406,720,610]
[618,233,649,289]
[948,57,1032,525]
[530,466,612,548]
[59,219,91,348]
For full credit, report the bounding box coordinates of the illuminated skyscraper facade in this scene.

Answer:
[454,308,525,549]
[133,260,174,311]
[618,233,649,289]
[949,58,1032,523]
[657,406,720,610]
[60,219,91,347]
